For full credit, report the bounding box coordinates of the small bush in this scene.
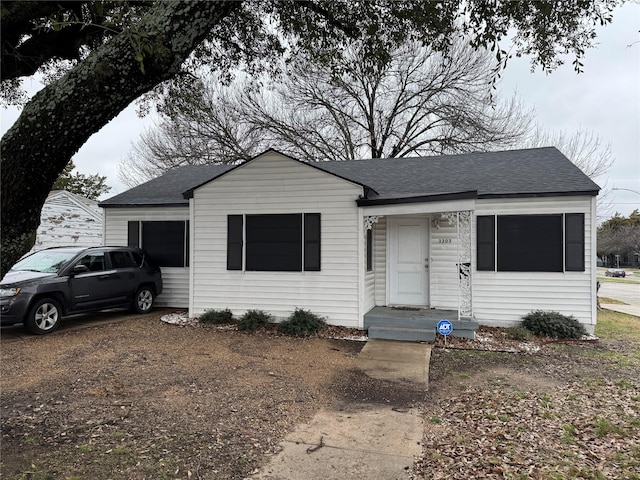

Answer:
[237,310,273,331]
[277,308,327,336]
[521,310,587,339]
[199,308,234,325]
[506,325,533,341]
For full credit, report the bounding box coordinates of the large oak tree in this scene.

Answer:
[119,39,533,186]
[1,0,616,276]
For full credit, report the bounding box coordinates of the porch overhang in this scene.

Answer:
[358,195,476,216]
[357,190,477,207]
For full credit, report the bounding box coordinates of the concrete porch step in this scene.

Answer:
[368,326,436,342]
[364,307,479,341]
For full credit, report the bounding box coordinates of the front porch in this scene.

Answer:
[364,306,479,342]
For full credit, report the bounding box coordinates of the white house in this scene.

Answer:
[31,190,103,253]
[100,147,600,339]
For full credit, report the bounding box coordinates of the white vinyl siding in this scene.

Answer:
[429,219,459,310]
[373,217,387,306]
[191,153,364,327]
[103,207,190,308]
[473,196,595,331]
[363,227,376,313]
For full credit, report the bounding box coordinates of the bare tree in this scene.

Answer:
[525,126,615,218]
[1,0,618,276]
[120,39,533,185]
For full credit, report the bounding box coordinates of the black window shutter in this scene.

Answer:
[304,213,321,271]
[128,221,139,247]
[477,215,495,271]
[227,215,243,270]
[366,228,373,272]
[565,213,585,271]
[185,220,190,267]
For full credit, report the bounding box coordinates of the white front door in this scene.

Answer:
[389,217,429,306]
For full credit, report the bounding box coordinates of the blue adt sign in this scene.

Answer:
[437,319,453,336]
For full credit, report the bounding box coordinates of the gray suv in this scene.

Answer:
[0,246,163,335]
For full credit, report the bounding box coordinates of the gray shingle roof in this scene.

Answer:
[100,147,599,208]
[100,164,234,207]
[314,147,600,202]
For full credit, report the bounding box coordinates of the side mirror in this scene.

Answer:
[71,264,89,275]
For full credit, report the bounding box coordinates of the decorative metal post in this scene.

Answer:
[443,211,473,320]
[364,215,380,232]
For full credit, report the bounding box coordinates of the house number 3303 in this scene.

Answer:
[438,238,452,244]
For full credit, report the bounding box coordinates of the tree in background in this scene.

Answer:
[1,0,618,276]
[52,160,111,200]
[120,39,533,186]
[597,210,640,266]
[524,126,614,219]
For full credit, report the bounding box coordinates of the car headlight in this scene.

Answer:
[0,287,21,298]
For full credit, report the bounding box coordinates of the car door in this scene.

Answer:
[106,250,139,300]
[68,251,123,311]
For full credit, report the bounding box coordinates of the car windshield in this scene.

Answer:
[11,250,78,274]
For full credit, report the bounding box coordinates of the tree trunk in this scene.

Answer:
[0,1,240,277]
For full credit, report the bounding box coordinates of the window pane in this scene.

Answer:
[246,214,302,271]
[497,215,562,272]
[109,251,134,269]
[142,221,186,267]
[76,252,106,272]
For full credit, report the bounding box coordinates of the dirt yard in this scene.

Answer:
[0,314,420,480]
[1,310,639,480]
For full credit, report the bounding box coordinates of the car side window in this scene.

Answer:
[110,251,134,269]
[131,251,144,268]
[76,253,106,272]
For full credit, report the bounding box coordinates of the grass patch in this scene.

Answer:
[594,417,626,437]
[506,325,533,341]
[596,310,640,343]
[598,277,640,284]
[562,424,577,444]
[598,296,627,305]
[76,444,94,453]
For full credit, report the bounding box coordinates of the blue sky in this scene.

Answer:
[2,3,639,218]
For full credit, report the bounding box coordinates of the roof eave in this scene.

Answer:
[357,190,478,206]
[477,190,600,200]
[99,202,189,208]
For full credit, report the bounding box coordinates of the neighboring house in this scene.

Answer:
[30,190,103,253]
[100,147,600,338]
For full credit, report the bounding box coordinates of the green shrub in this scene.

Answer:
[199,308,234,325]
[237,310,273,331]
[506,325,533,341]
[521,310,587,339]
[277,308,327,336]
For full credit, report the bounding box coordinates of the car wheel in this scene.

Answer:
[25,298,62,335]
[132,286,154,314]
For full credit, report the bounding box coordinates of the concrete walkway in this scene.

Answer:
[601,304,640,317]
[251,340,430,480]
